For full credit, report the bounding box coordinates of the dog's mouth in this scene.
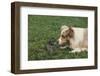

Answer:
[58,40,70,48]
[60,43,66,47]
[58,43,68,49]
[59,43,73,51]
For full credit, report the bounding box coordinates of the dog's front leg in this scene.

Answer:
[69,41,82,53]
[70,48,81,53]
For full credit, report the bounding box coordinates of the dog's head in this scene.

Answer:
[58,25,74,47]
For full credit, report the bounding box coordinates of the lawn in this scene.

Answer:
[28,15,88,60]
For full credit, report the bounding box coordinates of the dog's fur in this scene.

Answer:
[58,25,88,52]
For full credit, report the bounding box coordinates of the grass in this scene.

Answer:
[28,15,88,60]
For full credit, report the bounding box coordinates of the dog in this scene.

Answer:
[58,25,88,53]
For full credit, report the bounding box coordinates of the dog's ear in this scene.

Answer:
[68,27,74,38]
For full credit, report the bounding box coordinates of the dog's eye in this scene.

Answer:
[61,35,65,38]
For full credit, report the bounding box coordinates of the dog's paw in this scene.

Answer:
[69,48,87,53]
[69,48,81,53]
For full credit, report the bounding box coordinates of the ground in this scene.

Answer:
[28,15,88,60]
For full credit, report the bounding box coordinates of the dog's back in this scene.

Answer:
[70,27,88,52]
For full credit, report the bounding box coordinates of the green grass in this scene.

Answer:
[28,15,88,60]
